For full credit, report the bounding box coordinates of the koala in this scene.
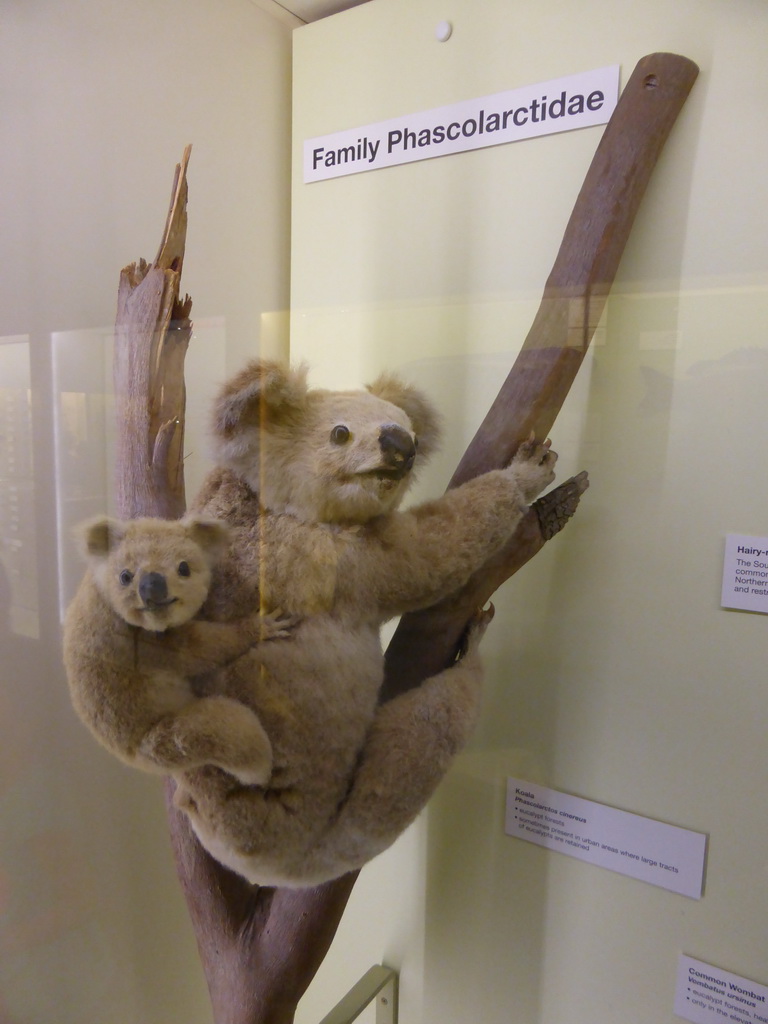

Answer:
[63,515,292,787]
[175,359,558,888]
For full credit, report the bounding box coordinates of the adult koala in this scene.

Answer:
[181,359,557,887]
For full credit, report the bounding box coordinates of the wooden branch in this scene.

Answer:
[165,782,357,1024]
[113,51,698,1024]
[449,52,699,487]
[114,145,193,521]
[382,51,699,701]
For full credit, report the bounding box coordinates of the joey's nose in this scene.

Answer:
[379,425,416,474]
[139,572,169,606]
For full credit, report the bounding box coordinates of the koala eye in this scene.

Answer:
[177,561,191,577]
[119,569,134,587]
[330,424,351,445]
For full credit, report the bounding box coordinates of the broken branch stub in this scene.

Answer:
[113,145,193,521]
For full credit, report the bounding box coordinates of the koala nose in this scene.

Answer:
[379,425,416,477]
[139,572,169,607]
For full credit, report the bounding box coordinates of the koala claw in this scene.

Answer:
[258,609,301,641]
[510,435,558,500]
[457,603,495,661]
[515,434,556,463]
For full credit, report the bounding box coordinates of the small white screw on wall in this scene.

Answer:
[435,19,453,41]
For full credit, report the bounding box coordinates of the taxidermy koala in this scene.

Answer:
[175,359,558,888]
[63,515,292,787]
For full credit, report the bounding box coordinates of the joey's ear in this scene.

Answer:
[366,373,443,460]
[184,516,230,556]
[211,359,309,438]
[77,516,126,559]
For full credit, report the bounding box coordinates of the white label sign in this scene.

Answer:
[505,778,707,899]
[674,955,768,1024]
[304,65,619,183]
[721,534,768,614]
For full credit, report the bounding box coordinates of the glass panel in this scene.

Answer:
[0,336,38,638]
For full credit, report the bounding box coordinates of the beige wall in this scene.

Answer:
[0,2,296,1020]
[291,1,768,1022]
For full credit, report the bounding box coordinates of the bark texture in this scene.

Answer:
[114,145,192,521]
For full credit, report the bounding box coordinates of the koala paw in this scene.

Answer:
[509,434,557,501]
[457,603,495,662]
[255,608,301,642]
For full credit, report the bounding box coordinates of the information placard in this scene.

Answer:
[304,65,619,182]
[721,534,768,614]
[674,955,768,1024]
[505,778,706,899]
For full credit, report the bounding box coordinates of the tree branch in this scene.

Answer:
[114,146,192,521]
[383,52,699,698]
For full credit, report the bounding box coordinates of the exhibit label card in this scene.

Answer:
[721,534,768,614]
[674,955,768,1024]
[505,778,706,899]
[304,65,619,182]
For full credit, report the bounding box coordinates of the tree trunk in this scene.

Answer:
[111,51,698,1024]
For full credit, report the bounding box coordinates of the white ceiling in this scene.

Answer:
[279,0,371,23]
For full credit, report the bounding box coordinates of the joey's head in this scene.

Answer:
[210,360,442,525]
[76,516,229,631]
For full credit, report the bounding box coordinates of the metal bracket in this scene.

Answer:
[318,965,398,1024]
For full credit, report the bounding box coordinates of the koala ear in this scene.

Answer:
[366,373,443,460]
[184,516,230,556]
[211,359,309,437]
[77,516,126,559]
